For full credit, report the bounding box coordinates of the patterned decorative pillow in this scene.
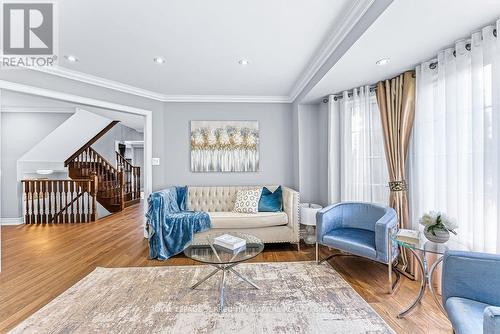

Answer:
[233,188,263,214]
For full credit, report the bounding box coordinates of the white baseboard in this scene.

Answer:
[0,217,23,225]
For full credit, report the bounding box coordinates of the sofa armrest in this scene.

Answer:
[282,187,300,243]
[484,306,500,334]
[316,204,343,243]
[374,208,398,263]
[442,251,500,306]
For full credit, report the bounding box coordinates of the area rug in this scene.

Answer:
[11,262,394,334]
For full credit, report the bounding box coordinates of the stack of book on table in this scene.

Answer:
[214,234,246,253]
[396,229,421,247]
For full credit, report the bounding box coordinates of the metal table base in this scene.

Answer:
[191,262,260,313]
[397,248,446,318]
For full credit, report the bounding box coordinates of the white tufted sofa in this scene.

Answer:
[188,186,300,245]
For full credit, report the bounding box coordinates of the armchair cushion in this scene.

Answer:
[323,228,376,260]
[445,297,488,334]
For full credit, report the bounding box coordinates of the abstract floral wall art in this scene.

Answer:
[190,121,259,172]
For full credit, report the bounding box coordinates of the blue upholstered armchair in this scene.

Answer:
[442,251,500,334]
[315,202,400,292]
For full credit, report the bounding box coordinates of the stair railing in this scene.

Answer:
[66,146,124,209]
[116,151,141,201]
[21,174,98,224]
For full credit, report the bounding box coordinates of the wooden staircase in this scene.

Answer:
[21,120,142,224]
[66,147,141,212]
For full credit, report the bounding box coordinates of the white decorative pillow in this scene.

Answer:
[233,188,262,214]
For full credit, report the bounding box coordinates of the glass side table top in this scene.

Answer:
[392,231,469,255]
[184,232,264,265]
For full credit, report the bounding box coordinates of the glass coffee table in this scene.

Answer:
[184,232,264,312]
[390,231,469,318]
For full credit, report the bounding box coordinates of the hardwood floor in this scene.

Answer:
[0,203,451,333]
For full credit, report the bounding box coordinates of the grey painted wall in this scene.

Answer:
[156,102,294,189]
[298,103,328,206]
[0,71,304,212]
[1,112,72,218]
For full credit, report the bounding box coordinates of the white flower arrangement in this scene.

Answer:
[419,211,458,236]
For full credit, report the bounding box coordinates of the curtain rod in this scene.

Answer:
[322,85,377,103]
[322,27,498,103]
[428,28,496,69]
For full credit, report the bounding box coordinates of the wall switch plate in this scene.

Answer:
[152,158,160,166]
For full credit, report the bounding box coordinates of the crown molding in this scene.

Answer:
[31,66,168,101]
[160,95,292,103]
[30,66,292,103]
[1,106,76,113]
[288,0,375,102]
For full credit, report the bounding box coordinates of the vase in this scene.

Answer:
[424,226,450,243]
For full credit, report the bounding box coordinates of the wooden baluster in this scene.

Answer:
[22,181,27,224]
[64,181,69,223]
[53,181,58,223]
[57,181,62,223]
[74,181,79,223]
[137,167,141,199]
[91,173,98,221]
[80,182,84,223]
[69,181,74,223]
[79,181,83,223]
[91,149,95,175]
[83,182,87,222]
[118,170,125,210]
[40,181,46,223]
[47,181,52,223]
[22,181,26,224]
[82,150,86,177]
[128,167,131,197]
[30,181,35,224]
[34,181,40,224]
[59,181,64,223]
[86,180,90,222]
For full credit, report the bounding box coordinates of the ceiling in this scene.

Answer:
[303,0,500,103]
[50,0,359,100]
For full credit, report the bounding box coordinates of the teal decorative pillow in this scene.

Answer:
[258,186,283,212]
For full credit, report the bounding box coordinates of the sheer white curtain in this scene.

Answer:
[410,21,500,253]
[335,86,388,204]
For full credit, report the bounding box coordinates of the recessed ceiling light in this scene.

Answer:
[154,56,166,64]
[376,58,390,66]
[64,55,78,62]
[238,59,250,65]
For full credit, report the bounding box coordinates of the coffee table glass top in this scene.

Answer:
[392,231,469,255]
[184,232,264,265]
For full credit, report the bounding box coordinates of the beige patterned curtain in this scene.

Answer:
[376,71,416,275]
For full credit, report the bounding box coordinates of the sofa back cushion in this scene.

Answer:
[339,202,387,232]
[188,186,279,212]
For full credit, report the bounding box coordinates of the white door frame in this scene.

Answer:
[0,80,154,212]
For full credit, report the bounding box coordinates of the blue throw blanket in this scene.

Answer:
[146,186,211,260]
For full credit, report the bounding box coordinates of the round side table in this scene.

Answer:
[300,203,322,245]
